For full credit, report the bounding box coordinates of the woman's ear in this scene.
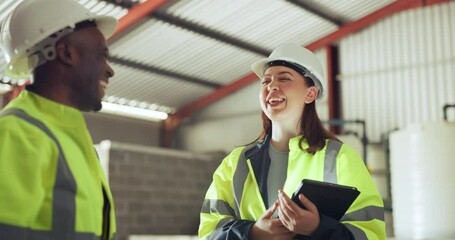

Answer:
[304,86,318,103]
[55,41,75,66]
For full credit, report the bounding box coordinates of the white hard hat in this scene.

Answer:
[251,43,326,100]
[1,0,118,79]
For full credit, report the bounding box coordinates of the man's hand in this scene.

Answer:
[277,189,320,236]
[249,201,295,240]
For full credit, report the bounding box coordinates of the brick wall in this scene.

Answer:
[107,143,224,240]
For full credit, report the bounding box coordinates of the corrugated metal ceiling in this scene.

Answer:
[0,0,395,116]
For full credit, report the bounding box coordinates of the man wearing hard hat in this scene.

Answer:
[0,0,118,239]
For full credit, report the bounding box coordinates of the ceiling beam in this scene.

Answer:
[107,0,219,88]
[109,56,222,89]
[109,3,270,55]
[174,0,453,120]
[306,0,425,51]
[99,0,135,8]
[150,11,270,56]
[174,72,257,119]
[286,0,344,26]
[110,0,170,38]
[107,0,264,89]
[425,0,453,4]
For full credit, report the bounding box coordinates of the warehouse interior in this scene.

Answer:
[1,0,455,239]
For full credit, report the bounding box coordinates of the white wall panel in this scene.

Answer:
[176,83,261,153]
[84,112,161,147]
[339,2,455,142]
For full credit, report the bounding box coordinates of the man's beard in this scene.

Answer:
[93,101,102,111]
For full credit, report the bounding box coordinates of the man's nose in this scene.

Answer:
[106,63,115,78]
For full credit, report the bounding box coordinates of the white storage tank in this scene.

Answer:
[390,121,455,239]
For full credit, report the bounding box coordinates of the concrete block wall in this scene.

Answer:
[106,143,224,240]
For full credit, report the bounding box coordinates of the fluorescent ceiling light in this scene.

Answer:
[101,102,168,122]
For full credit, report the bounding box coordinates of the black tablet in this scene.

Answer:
[291,179,360,221]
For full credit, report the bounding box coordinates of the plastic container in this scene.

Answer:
[390,121,455,239]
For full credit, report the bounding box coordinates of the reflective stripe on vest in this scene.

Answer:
[341,205,385,240]
[201,199,236,217]
[232,144,255,219]
[0,108,100,240]
[345,224,368,240]
[323,139,342,183]
[0,224,100,240]
[341,205,385,222]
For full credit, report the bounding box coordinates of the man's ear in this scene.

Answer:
[304,86,318,104]
[55,41,75,66]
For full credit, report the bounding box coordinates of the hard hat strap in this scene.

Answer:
[26,27,74,70]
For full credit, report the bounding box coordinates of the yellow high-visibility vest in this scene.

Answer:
[199,137,386,240]
[0,91,116,240]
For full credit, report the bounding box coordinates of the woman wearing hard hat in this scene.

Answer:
[199,43,386,239]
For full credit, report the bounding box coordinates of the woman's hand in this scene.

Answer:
[249,201,295,240]
[277,189,320,236]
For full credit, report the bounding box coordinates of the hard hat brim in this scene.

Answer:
[251,56,300,79]
[93,15,118,39]
[251,56,325,100]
